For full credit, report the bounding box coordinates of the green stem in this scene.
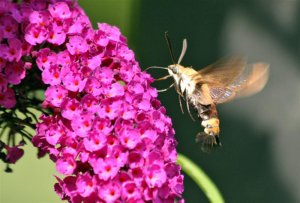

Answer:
[177,153,225,203]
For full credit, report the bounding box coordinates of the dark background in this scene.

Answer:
[134,1,298,202]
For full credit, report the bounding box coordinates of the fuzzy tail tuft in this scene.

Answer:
[195,132,221,153]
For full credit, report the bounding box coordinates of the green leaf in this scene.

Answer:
[177,153,225,203]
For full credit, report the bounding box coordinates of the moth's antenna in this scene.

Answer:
[164,31,177,65]
[178,39,187,64]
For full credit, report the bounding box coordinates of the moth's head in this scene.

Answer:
[168,64,179,76]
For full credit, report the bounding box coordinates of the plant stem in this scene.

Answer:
[177,153,225,203]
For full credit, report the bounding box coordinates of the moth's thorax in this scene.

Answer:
[168,64,199,95]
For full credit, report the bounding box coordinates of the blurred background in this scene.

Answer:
[1,0,300,202]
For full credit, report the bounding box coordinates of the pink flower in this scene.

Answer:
[36,48,56,71]
[97,99,122,120]
[56,155,76,175]
[57,51,71,68]
[47,23,66,45]
[30,0,48,11]
[66,36,89,55]
[5,144,24,164]
[0,1,13,16]
[1,38,22,62]
[61,98,82,120]
[11,3,33,23]
[127,151,144,168]
[48,2,71,19]
[62,72,86,92]
[45,123,65,146]
[83,132,106,152]
[0,57,6,71]
[145,165,167,188]
[0,15,18,39]
[24,24,48,45]
[98,181,121,202]
[81,94,98,113]
[42,65,61,85]
[4,61,26,85]
[44,85,68,107]
[54,176,79,201]
[29,10,51,27]
[107,82,125,98]
[0,88,16,108]
[87,54,102,70]
[96,23,122,45]
[122,181,142,201]
[84,77,102,96]
[92,157,119,181]
[76,172,96,197]
[92,117,113,135]
[95,66,114,85]
[0,73,8,93]
[119,127,140,149]
[71,112,94,137]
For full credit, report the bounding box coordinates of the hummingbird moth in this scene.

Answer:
[146,32,269,152]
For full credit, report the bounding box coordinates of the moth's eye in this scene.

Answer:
[171,66,178,74]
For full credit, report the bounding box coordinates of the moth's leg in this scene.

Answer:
[174,79,181,95]
[178,94,184,114]
[157,83,174,92]
[174,81,184,114]
[185,91,195,121]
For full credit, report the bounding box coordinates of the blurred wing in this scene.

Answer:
[207,63,270,104]
[208,87,236,104]
[196,57,247,86]
[232,63,269,98]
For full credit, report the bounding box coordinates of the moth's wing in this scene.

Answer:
[196,57,247,86]
[192,57,246,105]
[192,84,215,105]
[233,63,269,98]
[206,63,270,104]
[208,86,236,104]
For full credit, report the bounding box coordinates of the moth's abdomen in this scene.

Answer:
[195,104,221,152]
[202,118,220,136]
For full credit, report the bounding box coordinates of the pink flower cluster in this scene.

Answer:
[0,0,184,201]
[0,0,32,108]
[0,0,89,108]
[33,21,184,201]
[26,1,183,202]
